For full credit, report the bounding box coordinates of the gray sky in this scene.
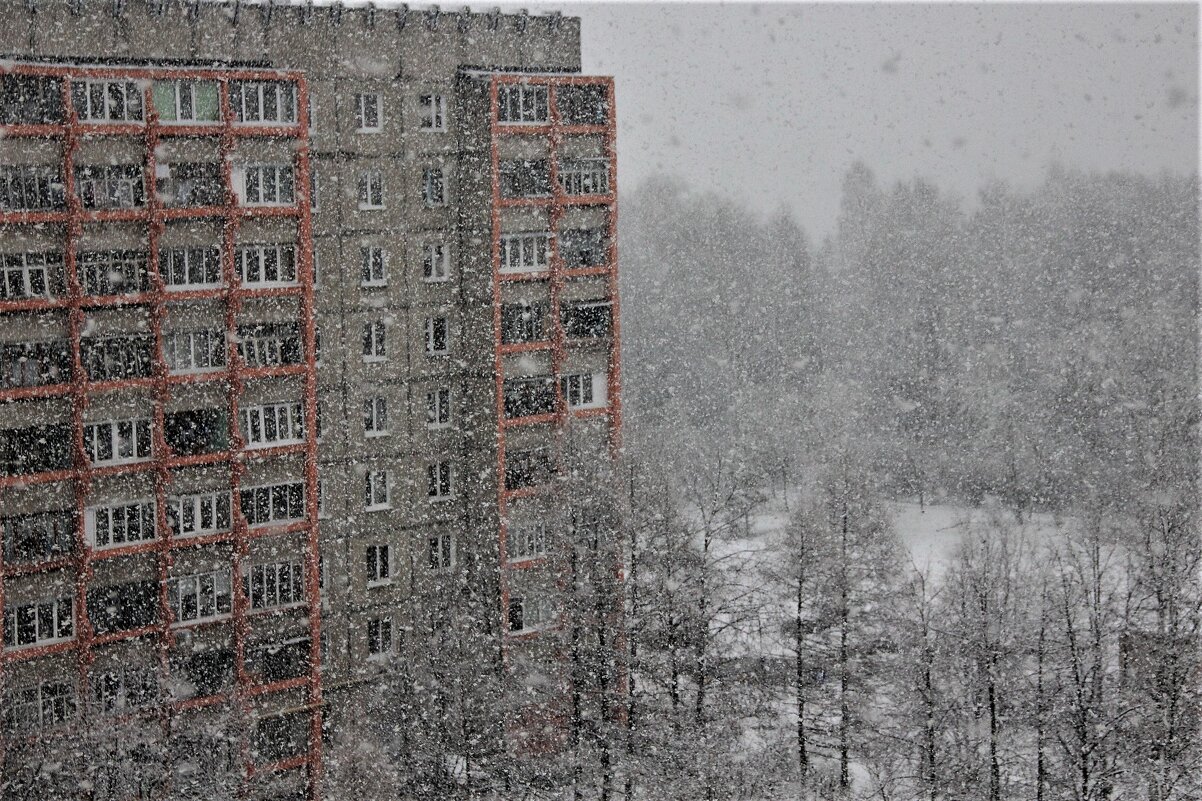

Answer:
[521,2,1198,239]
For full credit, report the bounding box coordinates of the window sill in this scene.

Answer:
[3,636,74,652]
[366,579,392,589]
[422,276,451,284]
[362,357,387,364]
[358,204,386,211]
[425,351,450,358]
[365,504,392,513]
[360,281,389,289]
[364,431,390,439]
[356,127,383,134]
[427,495,456,504]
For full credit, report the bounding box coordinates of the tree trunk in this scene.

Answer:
[839,503,851,791]
[796,576,809,793]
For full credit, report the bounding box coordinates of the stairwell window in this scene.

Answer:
[426,388,451,429]
[236,243,297,287]
[428,534,456,571]
[419,94,446,131]
[86,500,155,549]
[231,80,297,125]
[355,93,382,132]
[367,617,393,657]
[425,317,448,356]
[362,321,387,362]
[168,491,231,538]
[497,84,549,124]
[358,169,384,209]
[84,418,152,466]
[422,243,450,282]
[3,597,73,649]
[364,470,390,511]
[363,397,388,437]
[366,544,391,586]
[427,462,454,501]
[360,247,387,287]
[71,80,143,122]
[241,402,305,449]
[422,168,445,207]
[238,164,295,206]
[168,570,232,625]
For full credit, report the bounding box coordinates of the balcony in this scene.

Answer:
[75,165,146,210]
[500,302,548,344]
[559,228,608,268]
[504,376,556,419]
[156,162,225,208]
[0,340,72,390]
[0,424,74,476]
[499,159,551,199]
[2,510,76,565]
[81,335,154,382]
[505,448,556,491]
[87,580,158,636]
[0,165,65,212]
[557,85,609,126]
[238,323,303,368]
[79,249,151,297]
[246,637,311,684]
[165,408,229,456]
[557,159,609,197]
[562,300,613,339]
[0,74,63,125]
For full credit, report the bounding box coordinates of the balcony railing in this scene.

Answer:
[557,159,609,196]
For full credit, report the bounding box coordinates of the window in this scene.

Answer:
[499,159,551,199]
[86,500,155,549]
[508,596,555,633]
[84,418,152,466]
[231,81,297,124]
[363,397,388,437]
[166,408,228,457]
[562,300,613,339]
[163,329,226,374]
[500,302,547,344]
[499,233,551,273]
[236,243,297,286]
[0,165,64,211]
[497,84,549,124]
[422,168,445,207]
[0,424,74,476]
[88,580,157,635]
[152,79,219,123]
[317,480,330,519]
[241,402,305,449]
[239,164,295,206]
[559,228,608,268]
[504,375,556,418]
[366,544,391,585]
[71,79,143,122]
[427,462,454,500]
[358,169,384,209]
[168,570,232,625]
[168,491,231,538]
[508,521,548,561]
[364,470,390,510]
[360,246,387,286]
[505,448,555,490]
[558,158,610,196]
[75,164,145,209]
[561,372,607,410]
[1,252,57,300]
[0,74,63,125]
[367,617,392,657]
[81,334,154,381]
[425,317,448,356]
[2,510,74,564]
[240,482,305,528]
[156,162,224,207]
[422,242,450,282]
[77,249,149,296]
[0,340,72,390]
[557,84,609,126]
[362,321,387,361]
[355,93,381,131]
[162,246,221,290]
[91,666,156,715]
[245,560,305,611]
[309,164,319,211]
[419,94,446,131]
[238,322,302,367]
[426,388,451,429]
[3,597,73,649]
[428,534,455,571]
[5,681,75,730]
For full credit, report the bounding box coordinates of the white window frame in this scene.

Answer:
[168,490,232,538]
[1,252,54,300]
[363,397,388,437]
[235,243,298,287]
[355,93,382,132]
[241,402,305,449]
[419,93,446,131]
[428,533,456,571]
[366,544,391,587]
[244,560,305,611]
[426,387,451,429]
[237,164,295,207]
[3,597,74,650]
[427,461,454,501]
[72,79,143,123]
[84,418,152,466]
[238,323,301,368]
[152,79,220,125]
[561,372,608,410]
[168,569,233,626]
[509,595,556,633]
[507,521,548,562]
[240,481,305,528]
[85,499,155,549]
[161,246,222,290]
[422,242,450,282]
[499,232,551,274]
[360,246,387,287]
[358,169,385,210]
[231,80,297,125]
[497,84,549,125]
[367,616,393,658]
[362,321,387,362]
[163,329,225,375]
[422,167,446,208]
[425,317,449,357]
[558,158,611,196]
[6,680,75,729]
[364,470,391,511]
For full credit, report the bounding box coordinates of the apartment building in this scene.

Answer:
[0,2,622,798]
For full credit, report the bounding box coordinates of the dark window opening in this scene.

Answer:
[562,301,613,339]
[246,639,310,684]
[79,249,151,296]
[504,448,555,490]
[87,580,158,635]
[157,162,225,208]
[179,648,235,698]
[165,408,229,456]
[0,75,63,124]
[81,335,153,381]
[503,376,556,419]
[252,712,308,763]
[557,85,609,126]
[2,510,75,564]
[500,302,547,344]
[559,228,608,268]
[0,340,72,389]
[508,598,524,632]
[499,159,551,199]
[0,424,73,476]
